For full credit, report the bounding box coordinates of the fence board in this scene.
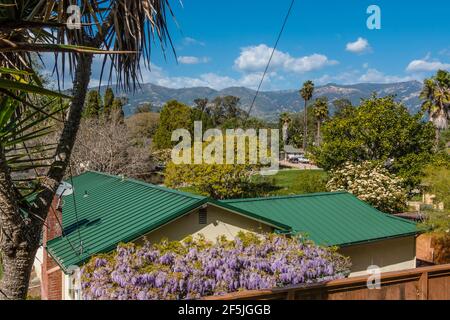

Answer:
[203,264,450,300]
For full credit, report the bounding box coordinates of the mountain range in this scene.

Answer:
[100,80,424,121]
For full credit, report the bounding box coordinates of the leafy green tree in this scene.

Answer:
[84,90,102,118]
[422,156,450,209]
[112,97,126,119]
[420,70,450,145]
[312,95,435,188]
[154,100,192,149]
[193,98,208,113]
[286,106,315,148]
[299,80,315,150]
[135,102,153,114]
[312,97,329,146]
[165,162,252,200]
[332,98,353,118]
[103,88,115,115]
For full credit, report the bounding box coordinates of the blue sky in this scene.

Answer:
[87,0,450,90]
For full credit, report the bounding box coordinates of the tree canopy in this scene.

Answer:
[154,100,192,149]
[311,95,435,188]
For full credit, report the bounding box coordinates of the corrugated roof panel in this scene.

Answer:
[223,192,417,246]
[47,171,207,271]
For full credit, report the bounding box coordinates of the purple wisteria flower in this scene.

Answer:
[81,233,351,300]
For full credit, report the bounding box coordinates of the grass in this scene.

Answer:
[251,169,328,197]
[178,169,328,198]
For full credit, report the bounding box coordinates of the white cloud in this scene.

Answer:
[182,37,205,47]
[346,37,370,53]
[234,44,338,74]
[177,56,210,64]
[139,63,273,90]
[359,68,415,83]
[316,68,419,85]
[406,58,450,72]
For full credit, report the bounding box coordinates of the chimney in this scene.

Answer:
[41,195,63,300]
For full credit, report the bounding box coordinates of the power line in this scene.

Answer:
[68,162,83,254]
[245,0,296,120]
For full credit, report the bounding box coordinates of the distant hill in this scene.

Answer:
[98,80,423,121]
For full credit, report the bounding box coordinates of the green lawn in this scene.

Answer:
[251,169,328,196]
[179,169,328,198]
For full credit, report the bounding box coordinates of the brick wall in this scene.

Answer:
[41,196,63,300]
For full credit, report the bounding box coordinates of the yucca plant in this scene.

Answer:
[0,0,175,299]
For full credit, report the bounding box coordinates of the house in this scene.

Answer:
[282,145,304,161]
[36,171,418,300]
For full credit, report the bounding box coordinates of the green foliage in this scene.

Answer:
[103,88,115,115]
[311,95,436,188]
[419,210,450,234]
[420,70,450,134]
[154,100,192,149]
[111,97,126,119]
[327,161,407,214]
[165,161,252,200]
[313,97,329,122]
[300,80,315,102]
[135,102,153,114]
[285,105,316,148]
[332,98,353,118]
[84,90,102,118]
[422,158,450,209]
[251,170,328,196]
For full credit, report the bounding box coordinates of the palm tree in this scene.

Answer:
[279,112,291,146]
[313,97,329,146]
[420,70,450,146]
[0,0,175,299]
[299,80,315,150]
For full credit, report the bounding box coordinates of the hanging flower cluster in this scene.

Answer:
[81,233,351,300]
[327,161,407,213]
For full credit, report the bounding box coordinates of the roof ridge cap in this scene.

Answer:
[222,191,348,203]
[78,171,206,200]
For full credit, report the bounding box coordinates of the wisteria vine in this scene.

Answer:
[81,233,351,300]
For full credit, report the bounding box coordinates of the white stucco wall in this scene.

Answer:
[339,236,416,277]
[140,204,274,244]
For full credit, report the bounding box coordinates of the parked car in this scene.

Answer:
[298,156,310,164]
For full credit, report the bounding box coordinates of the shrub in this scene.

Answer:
[81,233,351,300]
[165,161,252,199]
[327,161,407,214]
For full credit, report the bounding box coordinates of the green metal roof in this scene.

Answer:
[47,172,418,272]
[47,171,290,272]
[223,192,418,247]
[46,171,209,272]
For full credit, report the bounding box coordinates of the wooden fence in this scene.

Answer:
[204,264,450,300]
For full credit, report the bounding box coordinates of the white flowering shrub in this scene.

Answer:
[327,161,407,214]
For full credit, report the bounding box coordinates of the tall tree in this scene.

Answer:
[193,98,209,113]
[332,98,353,118]
[103,88,115,115]
[420,70,450,146]
[279,112,292,146]
[84,90,102,118]
[0,0,175,300]
[313,97,329,146]
[154,100,192,149]
[312,96,435,188]
[135,102,153,114]
[299,81,315,150]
